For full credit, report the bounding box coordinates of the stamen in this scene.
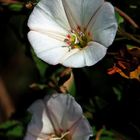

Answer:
[49,131,70,140]
[61,131,70,139]
[67,34,70,39]
[64,27,93,50]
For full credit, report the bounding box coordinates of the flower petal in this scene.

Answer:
[83,42,107,66]
[39,47,69,65]
[71,117,93,140]
[24,100,54,140]
[81,0,104,28]
[62,0,104,29]
[88,2,118,47]
[24,133,42,140]
[60,49,86,68]
[44,93,91,134]
[24,93,92,140]
[28,31,69,65]
[61,42,107,67]
[28,0,70,36]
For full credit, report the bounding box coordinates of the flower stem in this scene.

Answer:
[115,7,139,28]
[118,27,140,44]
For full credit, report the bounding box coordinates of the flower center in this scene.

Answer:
[49,131,70,140]
[64,26,92,50]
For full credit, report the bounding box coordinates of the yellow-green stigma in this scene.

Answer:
[64,26,92,50]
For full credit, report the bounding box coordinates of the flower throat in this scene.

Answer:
[64,26,92,49]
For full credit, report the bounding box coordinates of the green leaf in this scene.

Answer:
[92,126,97,137]
[0,120,18,129]
[100,137,116,140]
[95,96,109,109]
[69,78,76,97]
[115,12,124,24]
[8,3,23,11]
[101,128,115,137]
[126,44,135,49]
[99,128,117,140]
[31,49,48,78]
[0,112,31,138]
[112,86,122,101]
[6,125,24,137]
[0,120,24,138]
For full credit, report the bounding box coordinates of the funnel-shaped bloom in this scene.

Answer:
[28,0,117,68]
[24,93,93,140]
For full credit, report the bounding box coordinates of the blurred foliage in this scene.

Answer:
[115,12,124,25]
[0,112,31,140]
[0,0,140,140]
[8,3,23,11]
[31,48,48,79]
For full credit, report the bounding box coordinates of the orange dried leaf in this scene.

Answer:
[130,66,140,81]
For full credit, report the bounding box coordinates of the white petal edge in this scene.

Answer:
[93,24,117,47]
[28,0,70,35]
[24,100,54,140]
[60,42,107,68]
[60,49,86,68]
[87,2,118,47]
[83,41,107,66]
[37,47,69,65]
[28,31,69,65]
[71,117,93,140]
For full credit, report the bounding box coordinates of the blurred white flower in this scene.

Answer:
[28,0,118,68]
[24,93,93,140]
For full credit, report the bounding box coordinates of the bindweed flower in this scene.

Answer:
[28,0,118,68]
[24,93,93,140]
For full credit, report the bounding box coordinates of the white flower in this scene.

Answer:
[28,0,118,68]
[24,93,93,140]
